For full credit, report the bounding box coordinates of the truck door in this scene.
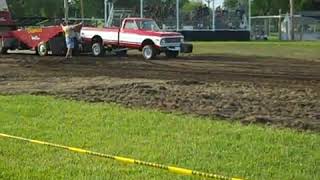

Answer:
[119,20,141,48]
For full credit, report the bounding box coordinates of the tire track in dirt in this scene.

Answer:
[0,53,319,131]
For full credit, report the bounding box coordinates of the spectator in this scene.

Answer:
[60,22,82,60]
[227,20,233,29]
[203,4,209,17]
[240,21,246,29]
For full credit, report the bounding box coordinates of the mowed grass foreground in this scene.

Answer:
[192,41,320,61]
[0,96,319,180]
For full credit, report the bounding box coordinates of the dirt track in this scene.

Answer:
[1,53,319,131]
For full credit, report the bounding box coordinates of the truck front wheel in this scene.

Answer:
[142,45,156,60]
[165,51,179,58]
[92,42,105,57]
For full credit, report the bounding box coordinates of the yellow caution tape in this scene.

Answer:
[0,133,244,180]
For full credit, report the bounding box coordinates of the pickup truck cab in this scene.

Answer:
[80,18,192,60]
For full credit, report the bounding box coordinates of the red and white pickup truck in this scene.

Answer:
[80,18,192,60]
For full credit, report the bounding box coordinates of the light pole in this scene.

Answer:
[212,0,215,31]
[249,0,252,32]
[80,0,84,21]
[64,0,69,23]
[205,0,215,31]
[176,0,180,31]
[290,0,294,40]
[104,0,108,26]
[140,0,143,18]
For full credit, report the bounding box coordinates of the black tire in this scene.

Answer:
[180,43,193,53]
[165,50,179,58]
[92,42,105,57]
[115,50,127,57]
[73,38,81,56]
[37,42,49,56]
[35,47,39,55]
[0,47,8,54]
[142,45,156,60]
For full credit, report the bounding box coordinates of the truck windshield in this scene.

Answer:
[137,20,160,31]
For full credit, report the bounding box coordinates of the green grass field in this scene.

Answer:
[0,95,319,180]
[191,41,320,61]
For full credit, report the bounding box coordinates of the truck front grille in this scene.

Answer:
[165,38,181,43]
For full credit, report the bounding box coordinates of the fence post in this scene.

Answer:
[278,9,282,40]
[264,17,268,36]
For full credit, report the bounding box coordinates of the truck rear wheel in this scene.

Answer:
[165,51,179,58]
[142,45,156,60]
[92,42,105,57]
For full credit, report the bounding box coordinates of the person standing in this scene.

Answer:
[60,22,82,59]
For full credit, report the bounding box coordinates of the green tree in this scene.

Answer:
[251,0,319,16]
[7,0,64,18]
[182,1,202,12]
[222,0,319,16]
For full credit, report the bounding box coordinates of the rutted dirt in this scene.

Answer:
[0,53,319,131]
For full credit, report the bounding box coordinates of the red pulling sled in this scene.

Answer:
[2,26,66,56]
[0,0,68,56]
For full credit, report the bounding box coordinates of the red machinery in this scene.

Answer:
[0,0,66,56]
[2,26,66,55]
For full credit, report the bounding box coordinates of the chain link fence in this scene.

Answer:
[109,0,250,31]
[251,12,320,40]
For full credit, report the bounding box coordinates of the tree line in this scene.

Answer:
[251,0,320,15]
[6,0,320,19]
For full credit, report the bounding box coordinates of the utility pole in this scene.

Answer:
[64,0,69,23]
[290,0,294,40]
